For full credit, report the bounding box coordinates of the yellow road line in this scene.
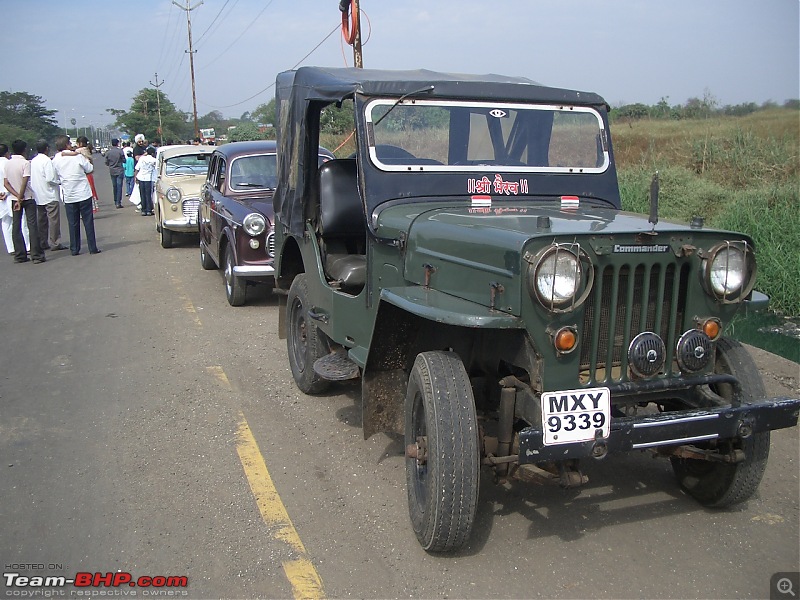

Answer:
[236,412,325,600]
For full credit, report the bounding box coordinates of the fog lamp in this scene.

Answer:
[249,239,260,249]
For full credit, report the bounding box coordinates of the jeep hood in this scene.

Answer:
[396,203,741,315]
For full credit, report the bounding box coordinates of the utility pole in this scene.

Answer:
[352,0,363,68]
[150,72,165,144]
[173,0,202,139]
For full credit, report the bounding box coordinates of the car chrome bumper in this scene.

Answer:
[518,397,800,462]
[162,217,197,230]
[232,265,275,276]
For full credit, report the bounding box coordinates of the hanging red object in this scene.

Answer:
[341,0,358,46]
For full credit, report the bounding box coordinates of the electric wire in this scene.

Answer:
[199,0,274,69]
[203,23,340,110]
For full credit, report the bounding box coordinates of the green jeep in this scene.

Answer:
[272,67,799,552]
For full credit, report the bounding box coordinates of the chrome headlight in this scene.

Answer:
[166,187,181,204]
[243,213,267,237]
[526,243,594,312]
[702,241,756,302]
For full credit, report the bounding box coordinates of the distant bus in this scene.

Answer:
[200,128,216,143]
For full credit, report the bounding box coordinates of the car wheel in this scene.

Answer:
[160,224,173,248]
[670,337,770,507]
[286,274,330,394]
[200,239,216,270]
[405,351,480,552]
[223,245,246,306]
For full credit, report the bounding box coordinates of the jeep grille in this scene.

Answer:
[580,261,690,384]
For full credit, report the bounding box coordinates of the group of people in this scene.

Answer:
[0,131,166,263]
[1,136,101,262]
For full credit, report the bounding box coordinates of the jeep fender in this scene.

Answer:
[361,287,526,439]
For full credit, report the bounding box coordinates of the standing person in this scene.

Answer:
[3,139,45,263]
[76,136,99,212]
[134,146,157,216]
[29,140,66,251]
[132,134,147,163]
[104,138,126,208]
[123,147,135,197]
[0,143,30,254]
[51,135,100,256]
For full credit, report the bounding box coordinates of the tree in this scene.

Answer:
[251,99,276,127]
[110,88,191,143]
[227,122,268,142]
[0,91,61,148]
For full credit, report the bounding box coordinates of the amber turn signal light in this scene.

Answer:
[701,317,722,341]
[554,326,578,354]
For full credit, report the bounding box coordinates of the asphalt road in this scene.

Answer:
[1,156,798,600]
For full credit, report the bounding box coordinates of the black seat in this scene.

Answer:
[318,159,366,291]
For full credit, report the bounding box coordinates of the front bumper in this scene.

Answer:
[232,264,275,277]
[519,397,800,463]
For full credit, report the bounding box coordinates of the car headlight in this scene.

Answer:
[703,241,756,302]
[243,213,267,237]
[526,243,593,312]
[166,187,181,204]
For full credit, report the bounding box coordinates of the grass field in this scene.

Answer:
[613,108,800,315]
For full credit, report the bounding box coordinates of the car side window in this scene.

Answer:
[217,158,227,192]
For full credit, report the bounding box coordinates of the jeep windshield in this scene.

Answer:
[365,99,609,174]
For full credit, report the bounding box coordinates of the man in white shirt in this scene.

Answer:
[30,140,66,251]
[3,139,45,263]
[51,135,100,256]
[0,143,31,255]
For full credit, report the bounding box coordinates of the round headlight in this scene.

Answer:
[166,188,181,204]
[243,213,267,237]
[704,242,755,302]
[533,248,581,308]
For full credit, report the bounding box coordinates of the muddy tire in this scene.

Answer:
[671,337,770,507]
[405,351,480,552]
[287,274,330,394]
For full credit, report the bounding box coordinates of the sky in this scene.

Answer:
[5,0,799,131]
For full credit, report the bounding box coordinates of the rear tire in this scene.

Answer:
[200,239,216,270]
[286,274,330,394]
[671,337,770,507]
[405,351,480,552]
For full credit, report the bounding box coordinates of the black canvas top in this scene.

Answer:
[274,67,614,235]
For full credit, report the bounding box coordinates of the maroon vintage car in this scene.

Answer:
[198,141,333,305]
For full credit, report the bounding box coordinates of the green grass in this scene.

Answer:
[614,109,800,314]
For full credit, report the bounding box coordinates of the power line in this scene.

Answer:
[194,0,237,46]
[205,23,340,110]
[199,0,274,69]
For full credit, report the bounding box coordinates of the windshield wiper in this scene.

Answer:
[373,85,435,128]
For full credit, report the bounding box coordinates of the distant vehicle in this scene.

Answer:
[199,128,216,144]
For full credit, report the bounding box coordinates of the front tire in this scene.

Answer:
[286,274,330,394]
[160,224,173,249]
[223,245,246,306]
[405,351,480,552]
[671,337,770,507]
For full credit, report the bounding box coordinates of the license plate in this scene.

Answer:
[541,387,611,445]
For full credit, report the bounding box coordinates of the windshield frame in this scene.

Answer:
[364,98,609,175]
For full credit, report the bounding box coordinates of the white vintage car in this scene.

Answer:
[153,145,214,248]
